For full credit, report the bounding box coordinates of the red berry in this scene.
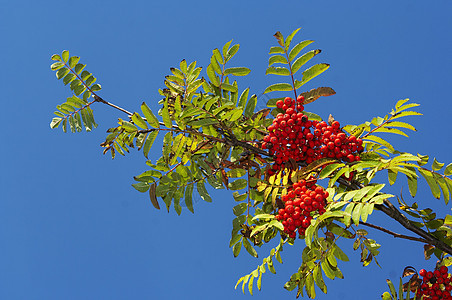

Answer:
[284,97,293,106]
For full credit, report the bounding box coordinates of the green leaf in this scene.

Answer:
[242,238,258,258]
[388,169,397,185]
[132,113,148,129]
[143,131,158,158]
[373,127,408,137]
[161,99,172,128]
[184,184,194,213]
[419,169,441,199]
[233,203,248,216]
[381,292,392,300]
[132,182,149,193]
[269,46,285,54]
[432,158,445,171]
[68,56,80,68]
[263,83,293,94]
[284,28,300,50]
[333,244,349,262]
[445,163,452,176]
[222,108,243,122]
[222,82,238,92]
[90,83,101,91]
[225,44,240,62]
[50,62,64,71]
[141,102,160,128]
[51,54,61,61]
[363,135,395,152]
[63,73,76,85]
[233,240,242,257]
[56,67,70,79]
[244,95,257,117]
[50,117,63,129]
[435,174,450,203]
[237,88,249,108]
[189,118,218,127]
[288,40,314,61]
[224,67,250,76]
[313,264,327,294]
[291,49,321,74]
[268,55,287,66]
[351,203,363,225]
[406,173,418,197]
[265,67,290,76]
[197,181,212,202]
[386,279,397,299]
[319,163,345,179]
[207,65,220,86]
[386,121,416,131]
[61,50,69,62]
[229,179,247,190]
[213,48,223,65]
[391,111,423,120]
[299,63,330,87]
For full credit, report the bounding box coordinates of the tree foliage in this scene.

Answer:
[49,29,452,299]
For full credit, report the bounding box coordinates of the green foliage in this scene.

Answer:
[49,29,452,299]
[264,28,329,108]
[50,50,100,132]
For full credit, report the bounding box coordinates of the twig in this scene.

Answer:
[359,221,429,244]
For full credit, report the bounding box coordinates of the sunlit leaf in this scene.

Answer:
[291,49,321,74]
[263,83,293,94]
[288,40,314,61]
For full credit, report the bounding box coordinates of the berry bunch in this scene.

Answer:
[275,179,328,239]
[262,96,364,175]
[418,266,452,299]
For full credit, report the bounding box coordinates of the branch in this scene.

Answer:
[359,221,429,244]
[336,177,452,255]
[93,95,133,116]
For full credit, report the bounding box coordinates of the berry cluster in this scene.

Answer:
[418,266,452,299]
[262,96,364,175]
[275,179,328,239]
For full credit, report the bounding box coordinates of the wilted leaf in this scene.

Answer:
[300,87,336,105]
[149,183,160,209]
[402,266,416,277]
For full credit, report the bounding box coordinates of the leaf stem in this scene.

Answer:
[284,49,297,99]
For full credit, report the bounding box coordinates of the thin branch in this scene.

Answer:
[336,177,452,255]
[93,95,132,116]
[359,221,429,244]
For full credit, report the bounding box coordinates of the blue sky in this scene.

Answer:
[1,1,451,299]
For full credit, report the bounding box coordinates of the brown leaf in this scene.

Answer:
[275,198,285,210]
[273,31,284,47]
[328,114,335,126]
[240,224,252,238]
[402,266,417,277]
[300,87,336,105]
[149,183,160,210]
[221,169,229,188]
[288,158,298,171]
[325,232,335,240]
[251,108,271,120]
[402,273,421,292]
[424,244,434,260]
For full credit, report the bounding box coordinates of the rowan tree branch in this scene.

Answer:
[337,177,452,255]
[359,221,429,244]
